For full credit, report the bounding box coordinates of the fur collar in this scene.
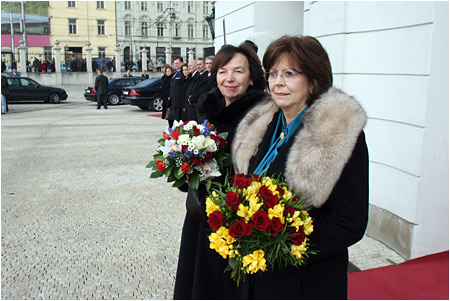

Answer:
[232,88,367,208]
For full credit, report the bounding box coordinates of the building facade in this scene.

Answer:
[115,0,214,67]
[48,1,117,61]
[215,1,449,260]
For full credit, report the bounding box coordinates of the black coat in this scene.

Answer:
[169,70,184,120]
[231,88,369,299]
[161,74,173,120]
[173,87,268,300]
[94,74,108,94]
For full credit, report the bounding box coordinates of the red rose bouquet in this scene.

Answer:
[147,120,230,190]
[206,173,315,286]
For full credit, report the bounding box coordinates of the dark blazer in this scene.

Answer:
[169,70,184,121]
[94,74,109,94]
[161,74,173,120]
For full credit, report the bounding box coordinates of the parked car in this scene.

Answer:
[120,62,139,72]
[122,77,163,112]
[6,76,68,103]
[84,77,146,105]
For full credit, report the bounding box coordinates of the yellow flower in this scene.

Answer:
[291,216,304,231]
[291,242,308,260]
[245,181,262,197]
[303,216,314,235]
[248,195,263,214]
[283,190,293,201]
[237,204,253,221]
[206,194,221,216]
[209,227,236,259]
[242,250,267,274]
[268,204,285,223]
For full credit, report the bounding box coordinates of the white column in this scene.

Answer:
[115,43,122,73]
[141,48,148,72]
[53,40,62,73]
[85,41,93,72]
[188,49,195,61]
[165,49,173,66]
[18,39,27,74]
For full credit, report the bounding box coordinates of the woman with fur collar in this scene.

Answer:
[173,43,267,299]
[231,36,369,299]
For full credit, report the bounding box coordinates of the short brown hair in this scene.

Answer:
[263,35,333,104]
[210,42,265,90]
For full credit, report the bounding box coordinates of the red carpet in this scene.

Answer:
[148,114,162,118]
[349,251,449,300]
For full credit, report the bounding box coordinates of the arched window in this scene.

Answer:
[188,24,194,38]
[142,22,148,37]
[125,21,131,36]
[202,24,209,39]
[157,22,164,37]
[175,23,180,37]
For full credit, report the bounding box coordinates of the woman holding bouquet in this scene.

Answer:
[173,43,267,299]
[231,35,369,299]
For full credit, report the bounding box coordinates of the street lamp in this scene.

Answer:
[205,6,215,40]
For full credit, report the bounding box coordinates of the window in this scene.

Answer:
[203,25,209,39]
[157,2,163,12]
[175,23,180,37]
[141,1,147,10]
[157,22,164,37]
[173,2,179,12]
[98,47,106,58]
[124,1,131,9]
[203,2,208,15]
[68,1,75,8]
[97,20,105,35]
[187,1,193,13]
[69,19,77,34]
[142,22,148,37]
[188,24,194,38]
[125,21,131,36]
[96,1,104,9]
[44,46,52,61]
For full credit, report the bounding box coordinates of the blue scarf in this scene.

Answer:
[253,106,309,176]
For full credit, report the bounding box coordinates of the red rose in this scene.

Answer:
[258,186,274,201]
[155,161,166,171]
[225,191,241,211]
[192,157,203,165]
[193,126,200,136]
[171,129,180,140]
[289,228,306,246]
[276,186,285,197]
[163,132,171,140]
[231,174,252,189]
[208,210,226,231]
[268,217,284,237]
[284,205,295,217]
[181,162,190,174]
[204,152,213,162]
[210,134,219,142]
[229,219,252,238]
[250,210,271,231]
[181,145,188,154]
[218,137,226,149]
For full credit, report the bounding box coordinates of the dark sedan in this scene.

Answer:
[122,77,163,112]
[84,77,145,105]
[6,77,68,103]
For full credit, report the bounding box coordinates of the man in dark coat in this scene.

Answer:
[141,70,149,79]
[94,69,109,109]
[181,59,198,121]
[169,57,184,121]
[185,58,213,120]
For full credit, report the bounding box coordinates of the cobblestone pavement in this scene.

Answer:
[1,85,405,300]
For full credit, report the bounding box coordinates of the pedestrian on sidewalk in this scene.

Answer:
[1,75,9,114]
[95,69,108,109]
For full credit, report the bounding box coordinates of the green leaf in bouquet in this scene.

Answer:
[188,172,200,191]
[150,170,166,178]
[175,167,186,179]
[153,153,166,162]
[158,137,166,146]
[146,160,157,169]
[164,163,175,178]
[172,177,187,188]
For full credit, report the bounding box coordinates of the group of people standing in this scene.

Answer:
[170,35,369,300]
[160,55,214,127]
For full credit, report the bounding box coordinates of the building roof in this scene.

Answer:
[1,12,49,24]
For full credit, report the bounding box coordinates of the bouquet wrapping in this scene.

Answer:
[206,173,315,285]
[147,120,230,190]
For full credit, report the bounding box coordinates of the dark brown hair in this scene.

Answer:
[210,42,265,90]
[263,35,333,104]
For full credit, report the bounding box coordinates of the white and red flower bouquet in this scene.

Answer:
[206,173,315,285]
[148,120,231,190]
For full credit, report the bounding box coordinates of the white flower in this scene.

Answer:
[172,120,183,128]
[192,135,206,150]
[177,134,190,145]
[159,139,175,156]
[200,159,221,179]
[183,120,198,131]
[204,137,217,152]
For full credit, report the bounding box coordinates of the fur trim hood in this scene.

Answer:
[232,88,367,208]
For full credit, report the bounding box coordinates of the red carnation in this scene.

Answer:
[268,217,284,237]
[155,161,166,171]
[210,134,219,142]
[289,228,306,246]
[218,137,226,149]
[181,145,188,154]
[204,152,213,162]
[250,210,271,231]
[208,210,226,231]
[192,157,203,165]
[163,132,171,140]
[229,219,252,238]
[181,162,190,174]
[172,129,180,140]
[193,126,200,136]
[225,191,241,211]
[183,120,190,125]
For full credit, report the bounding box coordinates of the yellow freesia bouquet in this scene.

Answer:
[206,173,315,286]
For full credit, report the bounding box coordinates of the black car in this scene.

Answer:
[84,77,145,105]
[122,77,163,112]
[6,76,68,103]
